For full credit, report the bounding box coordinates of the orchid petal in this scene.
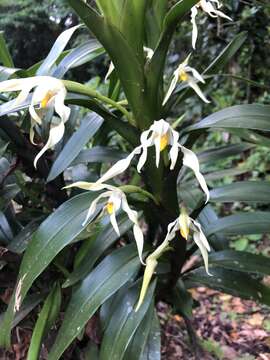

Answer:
[97,146,141,183]
[187,78,210,103]
[180,145,210,202]
[82,191,112,226]
[110,211,120,236]
[193,231,211,275]
[169,129,180,170]
[191,6,198,49]
[34,119,65,168]
[105,61,115,81]
[162,71,178,105]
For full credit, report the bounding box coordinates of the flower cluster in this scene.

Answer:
[163,1,231,106]
[63,119,210,277]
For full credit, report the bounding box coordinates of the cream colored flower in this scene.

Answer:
[80,119,209,202]
[64,182,145,264]
[136,210,211,311]
[163,55,210,105]
[191,1,232,49]
[0,76,70,167]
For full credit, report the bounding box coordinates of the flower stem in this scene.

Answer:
[63,80,135,125]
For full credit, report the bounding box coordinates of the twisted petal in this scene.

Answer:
[169,128,180,170]
[137,129,153,173]
[82,191,112,226]
[34,119,65,168]
[162,70,178,105]
[64,181,116,192]
[185,66,205,83]
[191,6,199,49]
[97,146,141,183]
[135,257,158,312]
[121,195,144,264]
[191,218,211,275]
[54,88,70,123]
[105,61,115,81]
[180,145,210,202]
[187,77,210,103]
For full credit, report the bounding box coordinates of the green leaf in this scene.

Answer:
[71,146,126,166]
[47,113,103,182]
[0,32,14,68]
[184,267,270,306]
[97,0,147,64]
[123,302,159,360]
[27,283,61,360]
[204,32,247,75]
[141,310,161,360]
[7,218,43,254]
[0,294,44,330]
[100,280,156,360]
[210,182,270,203]
[48,244,141,360]
[0,183,20,210]
[198,143,253,164]
[187,105,270,132]
[205,212,270,237]
[145,0,168,49]
[68,0,149,128]
[63,213,133,288]
[37,25,80,76]
[0,191,99,347]
[53,40,104,78]
[208,250,270,276]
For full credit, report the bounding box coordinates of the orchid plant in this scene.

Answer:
[0,1,270,360]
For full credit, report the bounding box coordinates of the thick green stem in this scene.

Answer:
[63,80,135,125]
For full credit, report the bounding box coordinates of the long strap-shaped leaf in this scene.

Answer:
[68,0,149,128]
[48,244,141,360]
[100,280,156,360]
[0,192,98,347]
[187,104,270,132]
[184,267,270,306]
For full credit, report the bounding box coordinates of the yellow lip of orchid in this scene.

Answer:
[159,132,169,151]
[106,201,115,215]
[136,211,212,311]
[63,182,145,265]
[78,119,209,203]
[0,76,70,168]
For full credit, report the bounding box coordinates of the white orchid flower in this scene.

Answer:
[136,210,211,311]
[64,182,145,264]
[0,76,70,167]
[163,55,210,105]
[105,46,154,81]
[191,1,232,49]
[81,119,208,201]
[137,119,180,171]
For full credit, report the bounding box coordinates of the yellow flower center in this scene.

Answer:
[106,202,114,215]
[40,91,54,108]
[179,210,190,240]
[179,70,189,82]
[160,133,169,151]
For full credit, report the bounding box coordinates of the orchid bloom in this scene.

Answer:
[64,182,145,264]
[191,1,232,49]
[0,76,70,167]
[80,119,209,202]
[136,209,211,311]
[163,55,210,105]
